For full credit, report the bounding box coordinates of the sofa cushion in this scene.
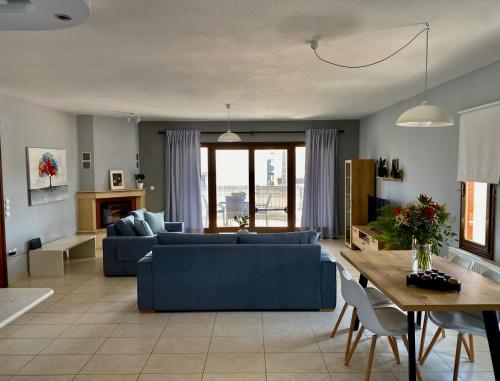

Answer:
[157,232,238,245]
[114,216,137,236]
[129,208,147,220]
[145,211,165,234]
[134,219,154,237]
[237,231,319,245]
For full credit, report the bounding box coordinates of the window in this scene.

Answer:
[202,143,304,232]
[200,147,209,228]
[295,146,305,228]
[460,181,496,259]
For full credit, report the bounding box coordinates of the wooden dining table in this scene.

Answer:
[340,248,500,381]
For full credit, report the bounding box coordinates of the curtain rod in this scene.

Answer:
[157,130,345,135]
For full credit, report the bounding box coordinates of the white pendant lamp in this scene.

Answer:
[397,26,454,127]
[217,104,241,142]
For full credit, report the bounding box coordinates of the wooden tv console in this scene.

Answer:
[351,225,383,251]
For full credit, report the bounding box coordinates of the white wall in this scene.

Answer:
[0,92,78,282]
[77,116,139,191]
[360,59,500,263]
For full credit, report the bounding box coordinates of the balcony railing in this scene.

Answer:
[201,185,303,228]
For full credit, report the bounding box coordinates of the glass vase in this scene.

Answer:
[412,238,433,272]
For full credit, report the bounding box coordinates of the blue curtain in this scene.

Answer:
[301,129,338,238]
[165,130,203,233]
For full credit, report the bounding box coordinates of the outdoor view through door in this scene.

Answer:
[201,143,305,232]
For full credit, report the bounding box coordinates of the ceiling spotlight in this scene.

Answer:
[54,14,72,21]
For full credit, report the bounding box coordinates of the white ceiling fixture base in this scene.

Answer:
[0,0,90,31]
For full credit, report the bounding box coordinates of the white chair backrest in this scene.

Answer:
[336,262,358,307]
[345,274,388,334]
[481,269,500,318]
[449,255,474,270]
[482,268,500,284]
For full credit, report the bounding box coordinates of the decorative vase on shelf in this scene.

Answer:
[237,228,249,234]
[137,182,144,190]
[412,238,432,272]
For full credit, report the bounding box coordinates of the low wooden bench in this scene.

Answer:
[29,235,96,277]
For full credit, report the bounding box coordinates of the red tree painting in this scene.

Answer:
[38,152,59,190]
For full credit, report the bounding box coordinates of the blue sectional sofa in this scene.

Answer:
[137,231,336,311]
[103,209,183,276]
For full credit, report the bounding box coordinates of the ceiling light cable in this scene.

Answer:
[311,23,430,69]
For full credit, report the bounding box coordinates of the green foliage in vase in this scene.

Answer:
[368,194,456,255]
[368,206,412,250]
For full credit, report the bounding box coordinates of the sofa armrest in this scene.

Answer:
[164,222,184,232]
[103,236,157,276]
[137,252,153,311]
[320,249,337,309]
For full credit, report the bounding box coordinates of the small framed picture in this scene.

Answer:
[82,152,91,170]
[109,169,125,190]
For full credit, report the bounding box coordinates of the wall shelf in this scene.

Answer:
[377,176,403,182]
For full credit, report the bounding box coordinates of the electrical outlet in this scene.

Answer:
[149,185,155,191]
[8,248,17,256]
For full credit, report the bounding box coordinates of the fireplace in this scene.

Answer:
[99,199,133,227]
[95,196,137,229]
[77,190,146,248]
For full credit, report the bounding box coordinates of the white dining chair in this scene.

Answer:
[418,254,475,360]
[420,268,500,381]
[342,270,423,381]
[333,263,403,370]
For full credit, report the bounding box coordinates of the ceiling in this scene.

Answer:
[1,0,500,120]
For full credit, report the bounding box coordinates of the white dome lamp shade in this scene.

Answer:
[396,101,454,127]
[396,25,454,127]
[218,104,241,142]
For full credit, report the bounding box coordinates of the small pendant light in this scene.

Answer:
[396,25,454,127]
[217,104,241,142]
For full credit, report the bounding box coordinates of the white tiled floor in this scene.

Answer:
[0,240,495,381]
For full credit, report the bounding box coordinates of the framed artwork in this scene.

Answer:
[26,147,68,206]
[109,169,125,190]
[82,152,91,170]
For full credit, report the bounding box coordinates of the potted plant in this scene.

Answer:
[135,173,145,189]
[376,157,388,177]
[233,215,250,234]
[369,194,455,272]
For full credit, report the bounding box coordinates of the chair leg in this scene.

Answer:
[420,327,443,365]
[364,335,378,381]
[453,333,463,381]
[331,302,348,338]
[388,336,400,364]
[345,325,366,365]
[461,334,474,362]
[418,311,429,361]
[402,335,423,381]
[344,308,357,363]
[468,334,474,362]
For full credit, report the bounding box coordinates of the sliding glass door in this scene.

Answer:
[203,143,303,232]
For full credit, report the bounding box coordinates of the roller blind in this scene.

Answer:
[457,101,500,184]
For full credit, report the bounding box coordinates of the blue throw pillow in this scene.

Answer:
[114,216,137,236]
[134,219,154,236]
[145,211,165,234]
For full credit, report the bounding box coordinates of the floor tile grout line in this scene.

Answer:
[305,310,332,380]
[261,311,268,381]
[136,312,173,377]
[200,312,217,378]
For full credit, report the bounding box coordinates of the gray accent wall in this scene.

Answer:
[360,59,500,263]
[139,120,359,234]
[0,92,78,282]
[78,116,139,191]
